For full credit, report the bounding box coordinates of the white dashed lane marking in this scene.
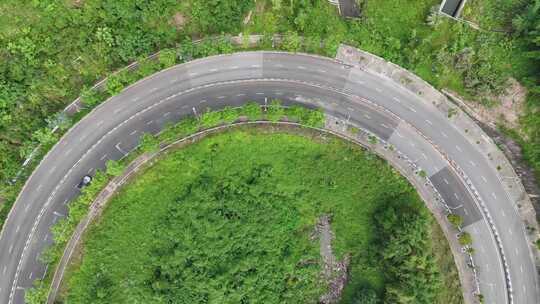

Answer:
[455,145,463,152]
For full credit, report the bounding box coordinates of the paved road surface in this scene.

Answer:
[0,52,537,304]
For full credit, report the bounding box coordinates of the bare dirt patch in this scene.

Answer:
[454,78,527,130]
[170,12,187,29]
[312,214,350,304]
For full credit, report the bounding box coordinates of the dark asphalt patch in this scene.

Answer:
[430,167,482,227]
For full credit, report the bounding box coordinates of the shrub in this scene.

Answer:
[106,75,124,96]
[221,106,239,124]
[105,160,124,177]
[140,133,160,153]
[301,109,325,128]
[266,99,285,122]
[447,214,463,228]
[242,102,262,121]
[200,109,222,128]
[458,232,473,246]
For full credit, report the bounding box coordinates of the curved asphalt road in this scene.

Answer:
[0,52,537,304]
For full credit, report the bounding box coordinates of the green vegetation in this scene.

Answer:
[447,214,464,228]
[458,232,473,246]
[2,0,539,232]
[61,128,460,304]
[24,104,325,304]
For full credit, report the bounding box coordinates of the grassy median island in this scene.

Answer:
[61,127,462,304]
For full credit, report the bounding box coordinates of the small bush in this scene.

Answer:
[105,160,124,177]
[458,232,473,246]
[221,106,239,124]
[140,133,160,153]
[200,109,222,128]
[447,214,463,228]
[266,99,285,122]
[106,75,124,96]
[301,109,325,128]
[242,102,262,121]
